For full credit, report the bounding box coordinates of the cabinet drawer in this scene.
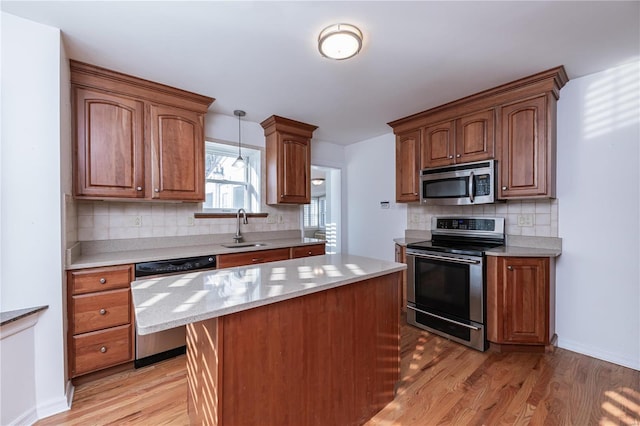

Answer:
[218,248,290,269]
[69,265,133,295]
[72,289,131,335]
[290,244,325,259]
[72,324,132,377]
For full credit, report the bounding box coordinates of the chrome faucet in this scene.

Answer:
[234,208,248,243]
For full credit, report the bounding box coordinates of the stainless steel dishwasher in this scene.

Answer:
[133,254,217,368]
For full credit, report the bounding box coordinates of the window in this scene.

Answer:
[304,196,326,228]
[203,141,261,213]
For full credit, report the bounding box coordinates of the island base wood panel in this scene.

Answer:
[187,272,401,426]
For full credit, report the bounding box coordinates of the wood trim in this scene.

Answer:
[260,115,318,137]
[388,66,568,133]
[193,212,269,219]
[70,60,214,113]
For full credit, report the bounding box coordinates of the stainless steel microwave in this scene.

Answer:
[420,160,496,205]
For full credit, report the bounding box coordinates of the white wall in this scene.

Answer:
[345,133,407,261]
[1,12,70,421]
[556,61,640,370]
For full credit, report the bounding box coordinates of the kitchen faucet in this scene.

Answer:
[234,208,248,243]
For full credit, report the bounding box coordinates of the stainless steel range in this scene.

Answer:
[406,217,504,351]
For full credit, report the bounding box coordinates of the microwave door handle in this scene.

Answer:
[469,171,475,203]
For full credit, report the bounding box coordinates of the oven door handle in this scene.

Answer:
[408,252,480,265]
[407,306,480,331]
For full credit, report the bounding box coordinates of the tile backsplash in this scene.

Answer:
[407,199,559,237]
[76,201,301,241]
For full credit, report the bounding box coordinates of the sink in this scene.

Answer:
[220,242,267,248]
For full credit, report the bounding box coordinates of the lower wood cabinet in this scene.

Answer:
[217,248,290,269]
[67,264,135,378]
[486,256,556,352]
[394,243,407,312]
[290,243,325,258]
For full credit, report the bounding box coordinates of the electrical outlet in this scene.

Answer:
[133,215,142,227]
[517,214,534,227]
[278,214,284,224]
[266,215,276,224]
[411,214,419,223]
[187,216,195,226]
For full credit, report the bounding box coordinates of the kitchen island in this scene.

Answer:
[131,253,405,425]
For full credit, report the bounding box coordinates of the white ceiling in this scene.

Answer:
[3,1,639,144]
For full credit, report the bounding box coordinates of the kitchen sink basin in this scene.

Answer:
[220,242,267,248]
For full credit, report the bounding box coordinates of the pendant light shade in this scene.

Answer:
[232,109,246,168]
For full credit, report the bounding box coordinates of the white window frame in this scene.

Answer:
[203,140,261,213]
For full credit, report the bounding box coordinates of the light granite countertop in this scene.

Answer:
[131,253,406,335]
[67,232,325,269]
[394,233,561,257]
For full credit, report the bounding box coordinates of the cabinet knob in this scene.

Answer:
[136,186,143,191]
[100,346,107,353]
[456,154,461,158]
[448,155,453,159]
[502,186,508,191]
[308,251,312,255]
[414,193,418,196]
[507,266,513,271]
[154,188,160,193]
[99,278,106,284]
[280,195,284,198]
[99,308,106,315]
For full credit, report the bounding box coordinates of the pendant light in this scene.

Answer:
[232,110,246,168]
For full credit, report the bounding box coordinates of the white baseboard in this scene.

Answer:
[8,407,38,426]
[36,392,71,422]
[66,380,75,408]
[558,338,640,371]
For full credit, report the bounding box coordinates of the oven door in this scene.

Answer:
[406,250,487,351]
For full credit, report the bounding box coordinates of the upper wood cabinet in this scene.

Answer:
[261,115,318,205]
[71,60,214,201]
[395,129,421,202]
[498,95,554,199]
[486,256,556,351]
[149,105,205,201]
[422,109,495,168]
[389,66,568,201]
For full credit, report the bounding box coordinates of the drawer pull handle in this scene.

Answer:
[99,309,106,315]
[100,346,107,353]
[99,278,106,284]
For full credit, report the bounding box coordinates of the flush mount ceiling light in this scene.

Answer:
[232,109,246,168]
[311,178,325,186]
[318,23,363,60]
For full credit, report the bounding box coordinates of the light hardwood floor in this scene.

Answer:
[38,321,639,425]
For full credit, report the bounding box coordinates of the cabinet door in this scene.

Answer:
[290,244,325,258]
[395,130,421,202]
[499,96,549,198]
[74,88,145,198]
[217,248,291,269]
[501,257,549,344]
[149,105,205,201]
[422,120,455,168]
[278,134,311,203]
[456,109,495,162]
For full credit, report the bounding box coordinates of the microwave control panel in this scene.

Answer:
[474,174,492,196]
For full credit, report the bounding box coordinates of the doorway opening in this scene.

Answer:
[303,165,341,254]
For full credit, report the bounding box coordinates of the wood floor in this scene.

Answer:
[37,321,640,426]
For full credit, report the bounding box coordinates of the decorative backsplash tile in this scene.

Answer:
[75,201,301,241]
[407,199,559,237]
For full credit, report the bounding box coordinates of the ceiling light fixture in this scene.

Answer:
[318,23,363,60]
[311,178,325,186]
[232,109,246,168]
